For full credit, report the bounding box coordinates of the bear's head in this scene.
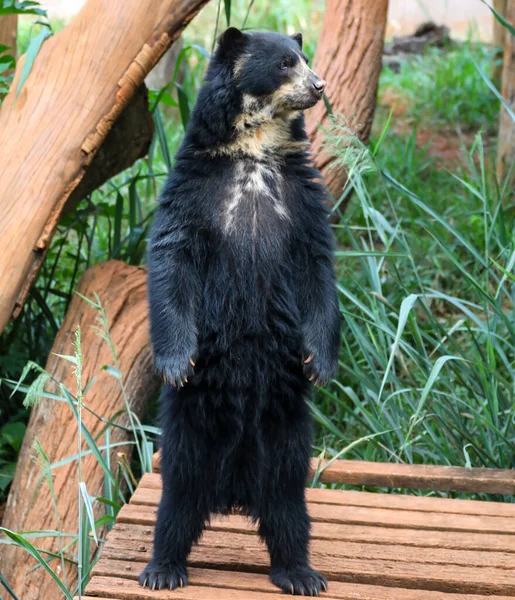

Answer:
[214,28,326,114]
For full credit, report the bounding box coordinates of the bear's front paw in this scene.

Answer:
[271,566,328,596]
[154,352,196,388]
[302,350,337,387]
[139,561,188,590]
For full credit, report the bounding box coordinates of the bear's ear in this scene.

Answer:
[291,32,303,49]
[218,27,245,55]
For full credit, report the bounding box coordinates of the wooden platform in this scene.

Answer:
[82,461,515,600]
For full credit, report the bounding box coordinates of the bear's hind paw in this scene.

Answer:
[139,562,188,591]
[271,566,328,596]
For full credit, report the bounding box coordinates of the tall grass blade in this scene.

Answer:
[378,294,418,404]
[79,482,98,545]
[480,0,515,37]
[0,571,20,599]
[0,528,73,599]
[16,28,52,97]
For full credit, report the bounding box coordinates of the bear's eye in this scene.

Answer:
[279,56,293,70]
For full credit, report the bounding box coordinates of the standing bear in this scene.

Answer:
[140,27,341,596]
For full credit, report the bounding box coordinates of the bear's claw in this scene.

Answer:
[271,566,328,596]
[139,562,188,591]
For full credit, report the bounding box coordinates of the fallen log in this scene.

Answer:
[0,0,210,335]
[1,261,160,600]
[306,0,389,210]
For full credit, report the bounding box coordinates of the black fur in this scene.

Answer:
[140,29,340,596]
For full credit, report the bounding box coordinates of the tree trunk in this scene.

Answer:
[0,15,17,57]
[497,0,515,187]
[65,83,154,213]
[493,0,508,86]
[0,14,17,88]
[306,0,389,210]
[1,261,160,600]
[0,0,210,336]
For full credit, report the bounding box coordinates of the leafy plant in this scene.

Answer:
[0,296,159,597]
[313,119,515,479]
[0,0,52,103]
[0,421,25,494]
[380,40,500,131]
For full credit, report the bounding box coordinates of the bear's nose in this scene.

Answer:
[312,79,326,94]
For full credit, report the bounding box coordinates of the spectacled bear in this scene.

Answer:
[140,27,341,596]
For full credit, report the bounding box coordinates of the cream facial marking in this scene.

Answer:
[270,52,316,111]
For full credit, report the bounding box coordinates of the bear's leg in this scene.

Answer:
[258,404,328,596]
[139,387,209,591]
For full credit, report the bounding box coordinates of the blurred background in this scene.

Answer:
[39,0,495,39]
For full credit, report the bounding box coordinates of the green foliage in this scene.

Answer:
[0,1,53,105]
[0,44,15,99]
[0,1,45,16]
[0,421,25,493]
[0,299,158,596]
[481,0,515,38]
[380,41,500,131]
[312,121,515,474]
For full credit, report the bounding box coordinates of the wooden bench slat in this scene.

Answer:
[86,574,515,600]
[86,575,283,599]
[136,473,515,517]
[118,499,515,535]
[98,532,515,595]
[311,459,515,495]
[151,453,515,494]
[106,525,515,569]
[111,519,515,553]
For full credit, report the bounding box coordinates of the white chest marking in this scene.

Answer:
[223,162,290,234]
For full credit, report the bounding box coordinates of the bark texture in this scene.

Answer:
[65,84,154,213]
[0,15,17,58]
[1,261,159,600]
[493,0,508,85]
[497,0,515,187]
[306,0,389,208]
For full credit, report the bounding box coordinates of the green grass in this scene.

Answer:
[311,125,514,476]
[380,41,500,131]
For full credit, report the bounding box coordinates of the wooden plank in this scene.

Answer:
[118,498,515,535]
[151,453,515,494]
[312,459,515,495]
[98,532,515,595]
[106,527,515,570]
[112,519,515,554]
[136,473,515,517]
[86,576,290,599]
[86,573,515,600]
